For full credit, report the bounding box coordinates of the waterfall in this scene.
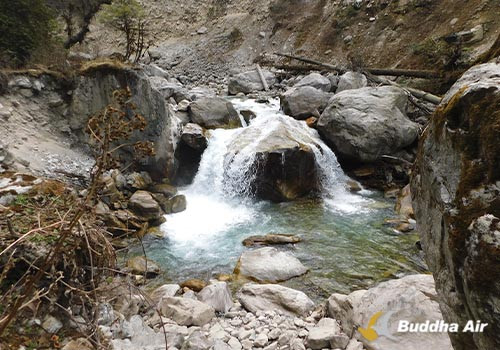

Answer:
[161,98,369,244]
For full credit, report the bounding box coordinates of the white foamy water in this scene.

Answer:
[161,98,371,244]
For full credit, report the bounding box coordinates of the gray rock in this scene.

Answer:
[197,26,208,34]
[317,86,418,162]
[126,172,152,190]
[189,97,241,129]
[306,318,340,349]
[346,339,364,350]
[336,71,367,92]
[150,284,181,304]
[69,69,181,181]
[170,194,187,213]
[159,297,215,326]
[237,283,314,317]
[228,70,277,95]
[128,190,162,221]
[254,333,269,347]
[224,115,321,202]
[198,281,234,313]
[96,302,115,326]
[182,330,212,350]
[9,77,32,89]
[411,62,500,350]
[234,247,308,282]
[181,123,208,151]
[228,337,242,350]
[62,338,93,350]
[280,86,331,120]
[327,274,452,350]
[111,315,166,350]
[126,256,160,277]
[242,234,301,247]
[42,315,63,334]
[294,73,331,92]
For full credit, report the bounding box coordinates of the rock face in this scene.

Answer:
[188,97,242,129]
[228,70,277,95]
[336,71,367,93]
[70,67,181,180]
[224,115,321,202]
[159,297,215,326]
[294,73,331,92]
[411,63,500,350]
[317,86,418,163]
[280,86,332,120]
[328,274,452,350]
[234,247,308,282]
[237,283,315,317]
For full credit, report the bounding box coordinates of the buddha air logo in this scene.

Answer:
[358,311,488,342]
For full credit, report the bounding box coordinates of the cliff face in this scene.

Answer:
[411,62,500,350]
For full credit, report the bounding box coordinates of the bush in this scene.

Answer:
[0,0,56,67]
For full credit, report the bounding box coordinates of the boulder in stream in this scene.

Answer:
[317,86,418,163]
[280,86,332,120]
[228,69,277,95]
[233,247,308,282]
[294,72,332,92]
[188,97,242,129]
[242,234,302,247]
[224,115,322,202]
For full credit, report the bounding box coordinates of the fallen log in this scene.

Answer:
[275,52,442,105]
[275,52,441,78]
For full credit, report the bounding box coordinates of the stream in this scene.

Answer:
[132,98,426,300]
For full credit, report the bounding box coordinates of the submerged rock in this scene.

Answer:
[327,274,452,350]
[234,247,308,282]
[237,283,315,317]
[280,86,332,120]
[228,70,277,95]
[317,86,418,163]
[224,115,321,202]
[411,62,500,350]
[242,234,302,247]
[189,97,241,129]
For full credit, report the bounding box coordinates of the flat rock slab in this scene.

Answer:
[242,234,302,247]
[234,247,308,282]
[237,283,315,317]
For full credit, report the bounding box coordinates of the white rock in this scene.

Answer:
[198,281,234,313]
[151,284,181,304]
[42,316,62,334]
[237,284,314,317]
[228,337,242,350]
[327,274,453,350]
[254,333,269,347]
[159,297,215,326]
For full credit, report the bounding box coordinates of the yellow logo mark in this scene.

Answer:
[358,311,383,341]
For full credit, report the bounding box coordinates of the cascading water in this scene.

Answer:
[138,98,424,298]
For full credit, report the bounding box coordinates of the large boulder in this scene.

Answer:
[224,115,321,202]
[411,62,500,350]
[188,97,242,129]
[158,297,215,326]
[70,67,182,181]
[294,73,331,92]
[237,283,315,317]
[233,247,308,282]
[336,71,367,92]
[228,70,277,95]
[317,86,419,162]
[280,86,332,120]
[327,274,453,350]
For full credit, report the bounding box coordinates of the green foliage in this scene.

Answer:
[99,0,150,61]
[0,0,56,67]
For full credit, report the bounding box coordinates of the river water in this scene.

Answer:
[134,98,425,299]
